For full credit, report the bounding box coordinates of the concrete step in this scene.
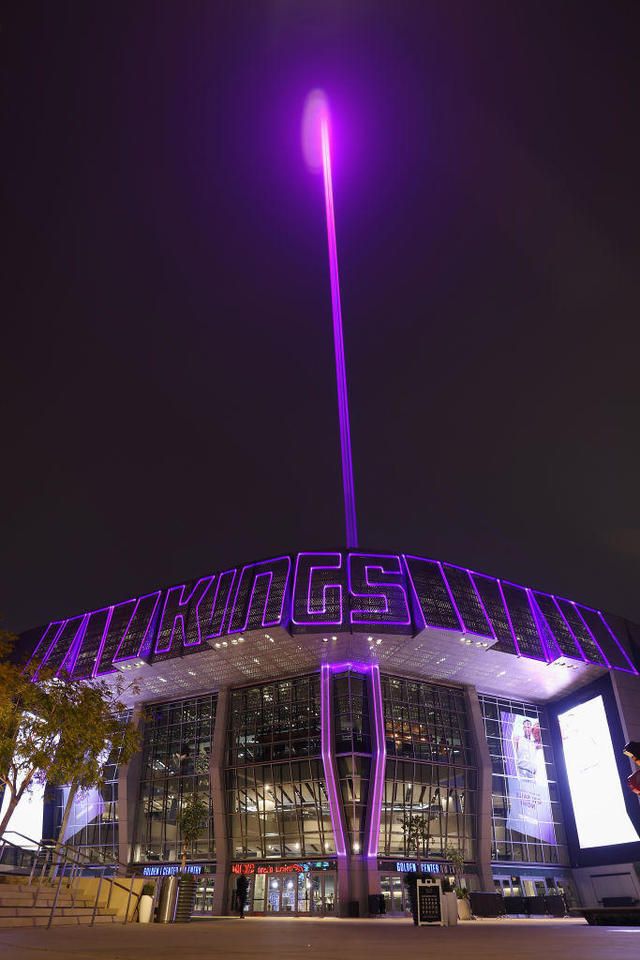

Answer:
[0,913,120,928]
[0,896,93,908]
[0,905,117,917]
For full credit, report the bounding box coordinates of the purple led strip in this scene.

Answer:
[291,551,343,625]
[348,553,412,626]
[320,664,347,857]
[550,595,589,663]
[496,579,522,657]
[367,663,386,858]
[437,560,466,634]
[320,113,358,549]
[596,609,638,675]
[570,601,611,669]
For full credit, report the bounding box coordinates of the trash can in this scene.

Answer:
[348,900,360,917]
[368,894,380,915]
[157,876,179,923]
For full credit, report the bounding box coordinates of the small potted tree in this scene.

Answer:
[445,845,471,920]
[400,814,431,924]
[175,792,209,922]
[138,882,156,923]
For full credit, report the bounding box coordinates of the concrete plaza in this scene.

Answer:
[0,917,638,960]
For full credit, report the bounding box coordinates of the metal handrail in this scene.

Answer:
[1,830,142,928]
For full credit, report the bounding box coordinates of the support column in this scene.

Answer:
[464,685,494,891]
[211,687,230,915]
[117,704,144,870]
[362,664,386,912]
[320,665,350,915]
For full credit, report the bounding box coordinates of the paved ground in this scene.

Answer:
[0,917,638,960]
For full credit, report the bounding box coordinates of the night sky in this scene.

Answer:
[2,2,639,634]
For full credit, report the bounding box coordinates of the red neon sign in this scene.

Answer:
[231,862,304,876]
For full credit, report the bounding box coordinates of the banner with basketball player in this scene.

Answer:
[500,712,556,845]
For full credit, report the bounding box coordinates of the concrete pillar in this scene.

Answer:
[211,687,230,915]
[463,685,494,891]
[117,704,144,869]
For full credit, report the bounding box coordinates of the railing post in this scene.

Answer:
[124,877,134,924]
[47,857,66,930]
[91,874,104,927]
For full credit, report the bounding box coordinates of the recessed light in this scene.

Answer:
[322,637,329,643]
[331,635,337,641]
[367,636,373,642]
[214,643,220,649]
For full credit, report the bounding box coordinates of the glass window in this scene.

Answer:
[378,677,476,861]
[133,695,216,863]
[478,694,568,866]
[226,675,334,859]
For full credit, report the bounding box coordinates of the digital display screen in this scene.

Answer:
[501,712,556,844]
[557,695,638,849]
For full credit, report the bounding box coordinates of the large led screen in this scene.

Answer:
[557,695,638,849]
[500,712,556,844]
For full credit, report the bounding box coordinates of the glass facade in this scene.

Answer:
[479,694,568,865]
[378,676,476,859]
[53,711,131,863]
[133,695,216,863]
[226,676,335,858]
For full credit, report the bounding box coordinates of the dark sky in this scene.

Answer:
[2,2,639,633]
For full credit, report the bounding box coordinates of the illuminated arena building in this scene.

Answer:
[10,549,640,917]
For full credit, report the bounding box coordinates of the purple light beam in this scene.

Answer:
[318,101,358,549]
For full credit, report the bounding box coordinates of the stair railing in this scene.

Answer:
[1,830,142,928]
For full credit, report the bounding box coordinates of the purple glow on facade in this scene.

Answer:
[22,550,638,680]
[496,579,522,658]
[227,557,291,634]
[112,591,162,665]
[597,610,638,675]
[154,576,214,654]
[549,595,589,662]
[199,569,237,643]
[90,605,115,679]
[367,663,386,857]
[347,553,411,626]
[571,601,611,669]
[403,554,462,632]
[25,619,65,676]
[320,663,347,857]
[291,552,344,625]
[438,560,466,634]
[465,567,497,640]
[319,105,358,549]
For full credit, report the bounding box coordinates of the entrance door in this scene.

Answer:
[233,870,337,915]
[193,877,215,915]
[380,875,409,915]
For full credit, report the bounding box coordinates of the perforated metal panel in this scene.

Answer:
[501,583,546,661]
[577,606,634,672]
[554,599,606,666]
[404,556,461,631]
[442,565,492,638]
[228,558,291,634]
[70,608,111,679]
[531,593,585,662]
[472,576,517,655]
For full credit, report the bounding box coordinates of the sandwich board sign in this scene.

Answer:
[417,878,443,926]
